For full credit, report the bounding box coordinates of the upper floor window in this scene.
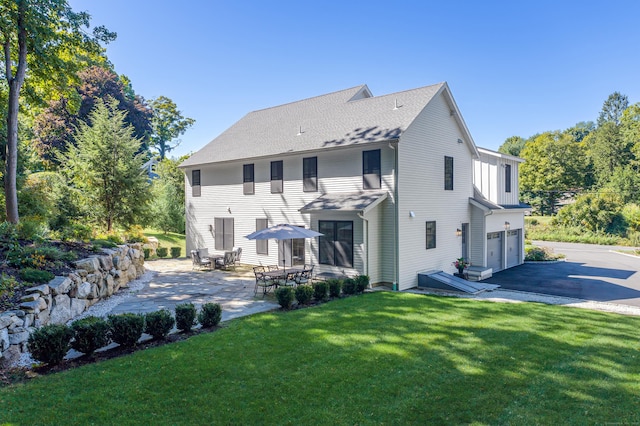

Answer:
[271,160,283,193]
[505,164,512,193]
[444,156,453,190]
[426,221,436,249]
[303,157,317,192]
[243,164,254,195]
[192,170,201,197]
[363,149,381,190]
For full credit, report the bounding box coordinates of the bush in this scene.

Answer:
[143,248,151,259]
[355,275,370,293]
[27,324,73,365]
[198,302,222,328]
[70,316,110,355]
[342,278,357,295]
[58,222,93,242]
[175,303,197,332]
[125,225,147,243]
[295,284,314,305]
[275,287,294,309]
[144,310,175,340]
[17,219,49,242]
[0,273,22,300]
[108,313,145,348]
[156,247,168,258]
[327,279,342,298]
[170,247,181,258]
[312,281,328,301]
[19,267,55,284]
[525,246,563,261]
[90,239,118,249]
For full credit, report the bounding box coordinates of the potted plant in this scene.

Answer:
[453,257,470,276]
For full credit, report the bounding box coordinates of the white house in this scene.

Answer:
[179,83,526,291]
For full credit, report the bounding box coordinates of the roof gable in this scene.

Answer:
[181,82,465,167]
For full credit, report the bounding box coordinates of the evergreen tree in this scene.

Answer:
[63,97,150,231]
[150,157,186,233]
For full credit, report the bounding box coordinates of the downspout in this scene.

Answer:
[389,140,399,290]
[357,212,368,278]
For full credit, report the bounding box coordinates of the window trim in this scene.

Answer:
[271,160,283,193]
[362,149,381,190]
[505,164,512,193]
[303,156,318,192]
[444,156,453,191]
[319,220,354,268]
[426,221,436,249]
[192,170,201,197]
[243,164,254,195]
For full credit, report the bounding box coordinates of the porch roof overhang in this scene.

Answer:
[469,197,531,212]
[299,191,388,215]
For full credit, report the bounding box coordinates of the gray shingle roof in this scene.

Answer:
[180,83,447,168]
[299,191,388,214]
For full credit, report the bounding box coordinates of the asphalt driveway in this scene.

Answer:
[485,241,640,307]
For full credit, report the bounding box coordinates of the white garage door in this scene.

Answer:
[487,232,502,272]
[506,229,521,268]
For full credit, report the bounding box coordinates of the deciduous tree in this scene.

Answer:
[149,96,194,160]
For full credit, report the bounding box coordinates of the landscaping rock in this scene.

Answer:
[70,298,88,317]
[0,314,13,329]
[0,327,9,350]
[49,294,72,324]
[9,327,29,345]
[105,274,115,296]
[75,257,100,273]
[26,284,50,296]
[48,276,72,295]
[19,300,41,314]
[35,310,49,327]
[98,255,114,271]
[20,293,40,303]
[76,281,92,299]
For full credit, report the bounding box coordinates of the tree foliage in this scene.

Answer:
[0,0,115,223]
[597,91,629,127]
[498,136,526,157]
[149,96,195,160]
[555,192,624,234]
[150,157,186,233]
[62,97,150,231]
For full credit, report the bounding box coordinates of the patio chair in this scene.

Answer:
[215,251,236,270]
[191,250,212,270]
[275,271,298,288]
[295,265,314,286]
[253,266,274,296]
[267,265,279,271]
[233,247,243,268]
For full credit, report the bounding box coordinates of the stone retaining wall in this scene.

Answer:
[0,243,145,366]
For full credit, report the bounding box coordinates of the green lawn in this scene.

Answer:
[143,228,186,258]
[2,293,640,424]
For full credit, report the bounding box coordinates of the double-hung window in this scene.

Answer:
[271,160,283,193]
[192,170,201,197]
[243,164,254,195]
[214,218,234,251]
[444,156,453,190]
[363,149,381,190]
[319,221,353,267]
[303,157,317,192]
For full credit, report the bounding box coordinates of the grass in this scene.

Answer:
[2,292,640,424]
[525,216,625,245]
[143,228,186,258]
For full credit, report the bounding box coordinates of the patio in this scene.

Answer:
[106,258,279,321]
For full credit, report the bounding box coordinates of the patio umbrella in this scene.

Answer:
[245,224,323,273]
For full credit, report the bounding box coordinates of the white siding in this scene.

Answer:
[473,152,522,206]
[469,205,486,267]
[396,92,475,290]
[184,144,395,284]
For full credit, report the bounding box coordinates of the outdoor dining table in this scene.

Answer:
[261,268,304,280]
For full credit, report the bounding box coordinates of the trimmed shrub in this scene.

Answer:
[143,248,151,259]
[170,247,181,258]
[156,247,168,258]
[198,302,222,328]
[28,324,73,365]
[175,303,197,332]
[342,278,357,295]
[108,313,145,348]
[144,310,175,340]
[71,316,110,355]
[327,279,342,298]
[313,281,328,301]
[295,284,314,305]
[90,239,118,250]
[355,275,370,293]
[19,267,55,284]
[275,286,294,309]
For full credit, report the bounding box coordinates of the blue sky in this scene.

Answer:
[69,0,640,158]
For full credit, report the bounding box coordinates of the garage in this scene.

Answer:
[487,232,503,272]
[506,229,521,268]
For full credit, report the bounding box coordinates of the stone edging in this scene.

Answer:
[0,243,145,367]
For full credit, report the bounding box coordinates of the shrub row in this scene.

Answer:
[27,302,222,365]
[143,246,181,259]
[275,275,369,309]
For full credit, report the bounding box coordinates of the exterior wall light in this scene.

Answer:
[456,228,462,237]
[504,221,510,230]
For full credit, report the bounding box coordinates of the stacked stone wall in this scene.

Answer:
[0,243,144,366]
